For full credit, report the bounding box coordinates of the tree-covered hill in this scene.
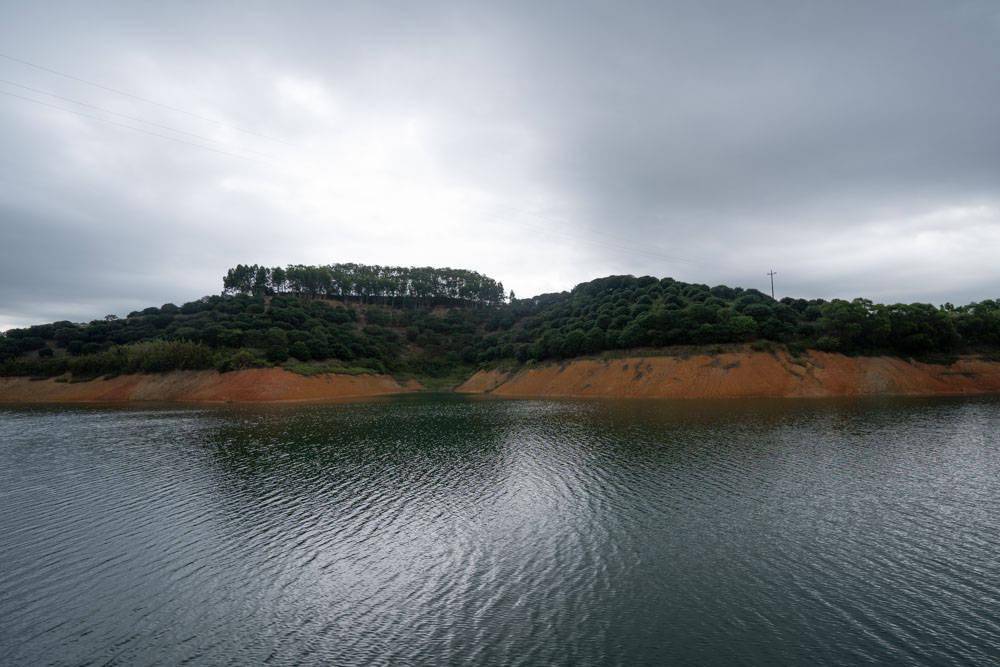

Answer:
[2,264,999,379]
[480,275,1000,362]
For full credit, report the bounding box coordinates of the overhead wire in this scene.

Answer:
[0,77,278,160]
[0,51,292,146]
[0,89,271,164]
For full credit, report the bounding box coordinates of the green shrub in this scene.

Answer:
[786,341,806,357]
[125,341,214,373]
[215,348,268,373]
[266,345,289,363]
[289,341,311,361]
[815,336,841,352]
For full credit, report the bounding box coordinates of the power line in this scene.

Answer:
[767,269,777,299]
[0,51,292,146]
[0,77,277,160]
[0,89,272,164]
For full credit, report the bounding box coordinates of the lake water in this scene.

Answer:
[1,395,999,666]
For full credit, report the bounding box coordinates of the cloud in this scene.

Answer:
[1,0,998,329]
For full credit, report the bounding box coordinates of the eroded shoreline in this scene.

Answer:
[0,367,421,404]
[3,350,1000,404]
[456,350,1000,400]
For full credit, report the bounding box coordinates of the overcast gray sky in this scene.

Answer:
[1,0,999,330]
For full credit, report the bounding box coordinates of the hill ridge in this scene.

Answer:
[3,266,999,381]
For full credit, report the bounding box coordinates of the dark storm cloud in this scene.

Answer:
[1,0,999,328]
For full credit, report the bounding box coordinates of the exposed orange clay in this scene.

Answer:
[5,351,1000,404]
[0,368,421,404]
[455,350,1000,399]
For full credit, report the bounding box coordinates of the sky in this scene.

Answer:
[1,1,999,330]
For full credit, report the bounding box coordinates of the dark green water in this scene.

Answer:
[1,395,999,666]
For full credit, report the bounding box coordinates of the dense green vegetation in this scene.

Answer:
[481,276,1000,362]
[0,291,491,378]
[3,266,999,380]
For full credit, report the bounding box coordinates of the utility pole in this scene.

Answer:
[767,270,777,300]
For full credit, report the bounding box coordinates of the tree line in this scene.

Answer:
[222,263,507,306]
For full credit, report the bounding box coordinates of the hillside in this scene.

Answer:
[456,349,1000,399]
[2,263,1000,383]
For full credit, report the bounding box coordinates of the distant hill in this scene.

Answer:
[2,263,999,380]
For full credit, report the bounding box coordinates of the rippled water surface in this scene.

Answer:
[2,395,1000,666]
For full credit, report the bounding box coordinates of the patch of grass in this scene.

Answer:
[786,341,807,358]
[283,360,380,377]
[214,348,270,373]
[397,364,478,391]
[484,357,522,373]
[914,352,960,366]
[593,344,745,362]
